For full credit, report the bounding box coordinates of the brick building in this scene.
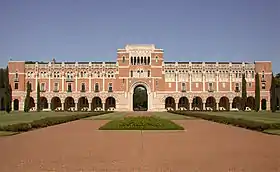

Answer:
[8,44,272,111]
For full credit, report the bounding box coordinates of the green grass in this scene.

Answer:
[263,129,280,135]
[202,111,280,124]
[151,112,194,120]
[85,112,127,120]
[0,111,88,126]
[99,116,184,130]
[0,131,18,136]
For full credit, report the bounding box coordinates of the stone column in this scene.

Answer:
[102,103,105,111]
[176,103,179,110]
[62,103,65,111]
[62,76,64,92]
[229,102,232,111]
[88,103,92,111]
[175,73,178,92]
[11,101,14,111]
[216,103,219,111]
[189,103,192,111]
[75,73,78,92]
[203,103,206,111]
[75,103,78,111]
[203,73,205,92]
[48,103,51,111]
[216,73,219,92]
[189,73,192,92]
[229,73,232,92]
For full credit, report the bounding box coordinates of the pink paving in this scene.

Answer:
[0,117,280,171]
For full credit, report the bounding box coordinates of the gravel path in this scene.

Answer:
[0,117,280,171]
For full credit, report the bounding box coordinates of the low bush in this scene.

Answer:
[0,111,111,132]
[99,116,184,130]
[169,111,280,132]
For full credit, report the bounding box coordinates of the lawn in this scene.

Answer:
[0,111,88,126]
[85,112,127,120]
[202,111,280,124]
[99,116,184,130]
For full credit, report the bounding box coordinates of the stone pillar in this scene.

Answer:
[102,103,105,111]
[229,73,232,92]
[88,103,92,111]
[11,101,14,111]
[62,103,65,111]
[189,103,192,111]
[229,102,232,111]
[48,103,51,111]
[189,73,192,92]
[216,103,219,111]
[203,73,205,92]
[75,73,78,92]
[176,103,179,110]
[216,73,219,92]
[75,103,78,111]
[62,76,64,92]
[175,73,178,92]
[89,76,92,92]
[203,103,206,111]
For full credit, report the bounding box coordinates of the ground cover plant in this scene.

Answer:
[99,116,184,130]
[169,111,280,134]
[0,111,111,133]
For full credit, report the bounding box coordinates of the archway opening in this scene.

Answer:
[14,99,19,111]
[92,97,102,111]
[178,97,189,110]
[246,96,255,110]
[65,97,75,111]
[232,96,242,110]
[51,97,61,111]
[78,97,89,111]
[0,97,4,111]
[29,97,35,110]
[219,96,229,111]
[261,99,267,110]
[105,97,116,111]
[165,97,176,110]
[206,96,216,111]
[192,97,202,110]
[133,85,148,111]
[277,97,279,110]
[40,97,48,110]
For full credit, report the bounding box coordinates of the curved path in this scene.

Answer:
[0,116,280,171]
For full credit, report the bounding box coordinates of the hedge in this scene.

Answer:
[169,111,280,132]
[0,111,112,132]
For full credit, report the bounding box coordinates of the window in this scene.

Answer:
[168,83,171,88]
[81,83,86,92]
[252,71,254,78]
[122,56,125,63]
[182,83,186,91]
[262,83,266,89]
[95,83,99,92]
[248,82,252,87]
[156,80,158,86]
[123,79,125,84]
[196,83,199,88]
[222,82,226,88]
[108,83,113,92]
[155,56,158,63]
[40,83,45,91]
[148,70,150,77]
[67,83,72,92]
[262,71,265,81]
[208,83,213,91]
[54,83,59,91]
[15,72,18,79]
[130,71,133,77]
[235,83,240,91]
[14,83,18,90]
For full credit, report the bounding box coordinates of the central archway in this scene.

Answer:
[133,85,148,111]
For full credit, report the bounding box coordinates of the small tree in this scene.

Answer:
[271,73,277,112]
[255,73,260,111]
[241,73,247,111]
[24,82,31,112]
[37,82,41,111]
[4,67,12,113]
[0,68,4,88]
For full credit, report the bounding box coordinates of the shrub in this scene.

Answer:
[1,123,32,132]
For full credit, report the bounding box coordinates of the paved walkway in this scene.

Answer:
[0,118,280,171]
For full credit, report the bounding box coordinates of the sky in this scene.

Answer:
[0,0,279,72]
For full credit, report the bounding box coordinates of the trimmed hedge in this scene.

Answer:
[169,111,280,132]
[99,116,184,130]
[0,111,111,132]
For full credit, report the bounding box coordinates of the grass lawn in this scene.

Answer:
[85,112,127,120]
[152,112,194,120]
[0,111,88,126]
[99,116,184,130]
[0,131,18,136]
[202,111,280,124]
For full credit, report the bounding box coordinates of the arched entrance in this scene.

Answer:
[14,99,19,111]
[40,97,48,110]
[105,97,116,111]
[261,99,267,110]
[219,96,229,111]
[0,97,4,111]
[192,97,203,111]
[133,85,148,111]
[165,97,176,110]
[51,97,62,111]
[178,97,189,110]
[92,97,102,111]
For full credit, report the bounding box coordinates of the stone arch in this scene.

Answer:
[205,96,216,111]
[133,85,148,111]
[40,97,48,110]
[219,96,229,111]
[78,97,89,111]
[13,99,19,111]
[232,96,242,110]
[246,96,255,110]
[130,81,151,111]
[105,97,116,110]
[29,97,35,110]
[192,96,203,110]
[65,97,75,111]
[165,97,176,110]
[92,97,102,111]
[178,97,189,110]
[261,99,267,110]
[51,97,62,111]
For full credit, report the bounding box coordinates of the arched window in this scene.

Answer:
[81,83,86,92]
[155,56,158,63]
[137,57,140,64]
[95,83,99,92]
[141,57,143,64]
[148,70,150,77]
[130,57,133,64]
[144,57,147,65]
[122,56,125,63]
[130,70,133,77]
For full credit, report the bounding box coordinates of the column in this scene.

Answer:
[62,103,65,111]
[176,103,179,110]
[102,103,105,111]
[88,102,92,111]
[216,73,219,92]
[189,103,192,111]
[229,102,232,111]
[216,103,219,111]
[48,74,51,92]
[75,73,78,92]
[62,76,64,92]
[48,103,51,111]
[36,74,38,92]
[175,73,178,92]
[75,103,78,111]
[229,73,232,92]
[11,101,14,111]
[202,73,205,92]
[89,75,92,92]
[189,74,192,92]
[203,102,206,111]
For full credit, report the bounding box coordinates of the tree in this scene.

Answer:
[24,82,31,112]
[255,73,260,112]
[242,73,247,111]
[37,82,41,111]
[271,73,277,112]
[4,67,12,113]
[275,73,280,88]
[0,68,4,88]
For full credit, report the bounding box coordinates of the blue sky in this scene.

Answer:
[0,0,279,72]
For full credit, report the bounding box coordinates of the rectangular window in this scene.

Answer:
[168,83,171,88]
[130,71,133,77]
[222,82,226,88]
[148,70,150,77]
[235,83,240,92]
[81,83,86,92]
[40,83,45,91]
[14,83,18,90]
[248,82,252,87]
[108,83,113,92]
[122,56,125,63]
[182,83,186,91]
[67,83,72,92]
[95,83,99,92]
[54,82,59,91]
[195,83,199,88]
[262,83,266,89]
